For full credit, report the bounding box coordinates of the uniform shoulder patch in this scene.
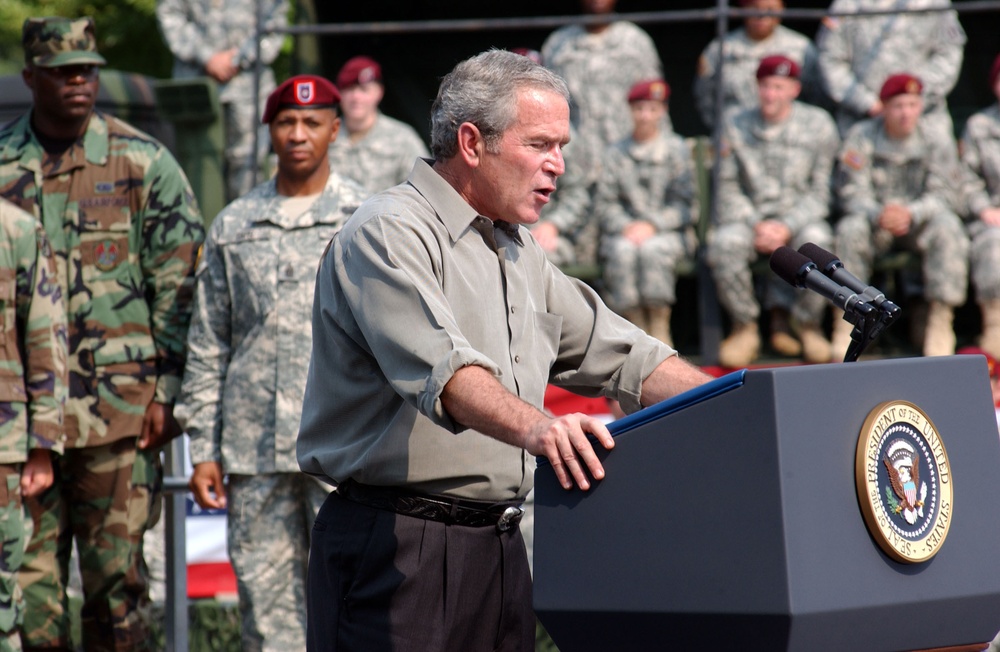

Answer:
[842,149,865,171]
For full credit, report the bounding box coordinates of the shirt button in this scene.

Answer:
[514,355,521,364]
[510,306,516,314]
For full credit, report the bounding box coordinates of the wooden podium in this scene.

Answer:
[533,357,1000,651]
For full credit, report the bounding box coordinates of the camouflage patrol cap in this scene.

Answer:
[23,17,107,68]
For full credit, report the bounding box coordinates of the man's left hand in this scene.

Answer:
[138,402,182,450]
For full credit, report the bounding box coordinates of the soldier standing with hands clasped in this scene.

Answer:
[0,17,204,650]
[178,75,366,652]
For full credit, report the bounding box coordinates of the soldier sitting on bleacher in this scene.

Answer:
[594,78,698,346]
[707,55,840,368]
[832,73,968,358]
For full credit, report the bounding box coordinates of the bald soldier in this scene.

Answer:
[833,74,968,357]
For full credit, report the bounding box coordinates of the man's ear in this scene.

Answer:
[455,122,484,169]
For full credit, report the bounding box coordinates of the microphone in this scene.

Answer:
[797,243,901,315]
[769,246,876,318]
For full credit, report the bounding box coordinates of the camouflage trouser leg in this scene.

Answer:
[20,439,147,651]
[0,464,30,652]
[771,221,833,325]
[968,222,1000,302]
[124,448,162,648]
[834,214,877,287]
[602,232,691,313]
[706,223,760,325]
[227,473,330,652]
[917,212,969,307]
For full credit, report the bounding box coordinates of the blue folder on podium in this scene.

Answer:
[532,356,1000,652]
[607,368,745,436]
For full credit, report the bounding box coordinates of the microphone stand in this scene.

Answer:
[843,302,903,363]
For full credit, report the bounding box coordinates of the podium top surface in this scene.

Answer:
[608,368,745,436]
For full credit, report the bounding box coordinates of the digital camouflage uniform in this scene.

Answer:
[176,171,366,651]
[156,0,290,203]
[960,103,1000,302]
[0,199,66,652]
[596,130,698,313]
[834,117,968,308]
[816,0,966,137]
[541,21,663,188]
[530,133,593,268]
[694,24,821,130]
[708,101,840,326]
[328,112,429,197]
[0,106,204,650]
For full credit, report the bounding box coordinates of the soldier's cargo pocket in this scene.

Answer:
[0,470,26,634]
[0,268,15,350]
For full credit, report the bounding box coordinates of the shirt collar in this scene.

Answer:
[406,157,524,246]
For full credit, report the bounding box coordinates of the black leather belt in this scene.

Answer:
[337,480,524,532]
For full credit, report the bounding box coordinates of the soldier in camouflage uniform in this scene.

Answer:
[958,54,1000,359]
[530,126,594,268]
[694,0,822,131]
[816,0,966,138]
[596,79,698,346]
[707,55,840,368]
[0,17,204,651]
[833,73,968,358]
[541,0,663,192]
[177,75,366,652]
[0,198,67,652]
[156,0,289,204]
[328,56,429,197]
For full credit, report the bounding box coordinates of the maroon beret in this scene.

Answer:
[336,56,382,89]
[990,53,1000,91]
[627,78,671,103]
[262,75,340,124]
[879,73,923,102]
[755,55,800,80]
[511,47,543,65]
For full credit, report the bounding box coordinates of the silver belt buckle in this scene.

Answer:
[496,506,523,532]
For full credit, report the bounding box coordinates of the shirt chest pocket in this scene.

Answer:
[0,270,26,402]
[78,203,133,283]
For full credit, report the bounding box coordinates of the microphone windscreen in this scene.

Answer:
[769,246,811,287]
[798,242,839,270]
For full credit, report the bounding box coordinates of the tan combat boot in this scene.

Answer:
[979,299,1000,360]
[646,305,672,347]
[830,313,854,362]
[923,301,956,357]
[623,307,647,333]
[769,308,802,357]
[798,323,832,364]
[719,322,761,368]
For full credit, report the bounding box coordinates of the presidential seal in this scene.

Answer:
[855,401,952,564]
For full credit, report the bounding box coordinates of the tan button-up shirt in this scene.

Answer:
[297,159,673,501]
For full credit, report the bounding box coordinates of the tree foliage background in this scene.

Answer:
[0,0,173,76]
[0,0,294,78]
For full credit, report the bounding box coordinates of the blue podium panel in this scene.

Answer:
[534,356,1000,652]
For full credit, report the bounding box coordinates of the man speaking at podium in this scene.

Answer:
[297,49,711,652]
